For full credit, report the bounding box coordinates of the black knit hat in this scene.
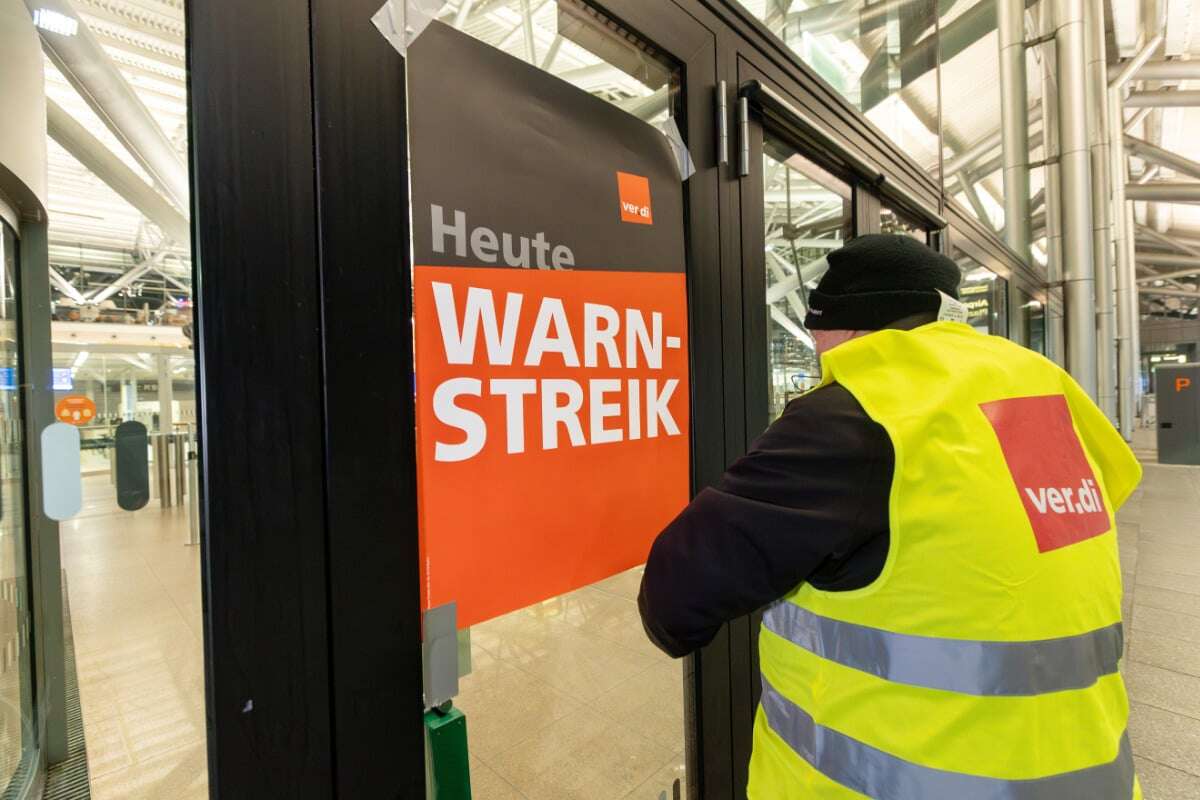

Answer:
[804,234,962,330]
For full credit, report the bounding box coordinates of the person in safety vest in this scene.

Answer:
[639,234,1142,800]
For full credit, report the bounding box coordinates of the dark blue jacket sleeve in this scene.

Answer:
[638,383,893,658]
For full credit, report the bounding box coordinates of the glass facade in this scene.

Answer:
[733,0,942,181]
[0,222,33,798]
[732,0,1042,238]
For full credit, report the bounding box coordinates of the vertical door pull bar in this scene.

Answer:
[717,80,729,166]
[737,96,750,177]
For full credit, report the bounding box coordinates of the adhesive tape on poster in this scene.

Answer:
[371,0,446,56]
[937,289,968,323]
[422,601,459,708]
[655,117,696,181]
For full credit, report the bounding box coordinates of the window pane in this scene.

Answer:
[442,0,679,124]
[732,0,942,182]
[43,0,206,794]
[953,245,1008,336]
[764,141,853,420]
[881,204,928,241]
[940,0,1004,229]
[1015,289,1046,353]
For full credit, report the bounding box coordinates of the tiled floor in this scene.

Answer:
[62,474,207,800]
[58,424,1200,799]
[1122,427,1200,799]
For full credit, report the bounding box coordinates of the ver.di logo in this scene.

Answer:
[980,394,1110,553]
[616,171,653,225]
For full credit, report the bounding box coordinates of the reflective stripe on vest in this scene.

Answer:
[761,675,1136,800]
[763,601,1124,696]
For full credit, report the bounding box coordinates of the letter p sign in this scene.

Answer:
[1177,376,1193,393]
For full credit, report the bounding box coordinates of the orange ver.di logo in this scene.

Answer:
[617,171,653,225]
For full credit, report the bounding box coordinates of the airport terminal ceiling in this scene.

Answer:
[36,0,189,330]
[36,0,1200,325]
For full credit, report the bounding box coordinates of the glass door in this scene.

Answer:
[735,78,948,794]
[407,3,721,797]
[0,220,34,799]
[739,71,949,435]
[737,82,861,438]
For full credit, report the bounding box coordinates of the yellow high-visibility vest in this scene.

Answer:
[748,321,1142,800]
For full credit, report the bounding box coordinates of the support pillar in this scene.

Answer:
[121,378,137,420]
[998,0,1031,259]
[1039,0,1066,365]
[1085,0,1116,420]
[1055,0,1097,398]
[1111,88,1137,440]
[157,353,174,434]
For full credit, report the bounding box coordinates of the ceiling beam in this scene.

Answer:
[1136,266,1200,283]
[1108,34,1166,88]
[88,263,153,303]
[1109,59,1199,85]
[46,99,190,243]
[945,106,1044,177]
[1124,90,1200,108]
[48,268,86,303]
[1139,287,1200,298]
[1125,183,1200,203]
[1135,252,1200,268]
[1136,226,1200,257]
[27,0,190,210]
[1124,135,1200,181]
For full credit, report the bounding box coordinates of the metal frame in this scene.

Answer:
[0,156,69,788]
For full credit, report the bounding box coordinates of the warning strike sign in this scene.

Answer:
[408,23,690,627]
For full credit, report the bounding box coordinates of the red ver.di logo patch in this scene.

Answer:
[980,394,1110,553]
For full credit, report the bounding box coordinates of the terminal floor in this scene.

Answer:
[1120,427,1200,798]
[58,432,1200,799]
[62,476,206,800]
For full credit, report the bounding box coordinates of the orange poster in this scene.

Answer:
[413,266,690,628]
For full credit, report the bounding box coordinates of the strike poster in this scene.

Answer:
[407,23,690,629]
